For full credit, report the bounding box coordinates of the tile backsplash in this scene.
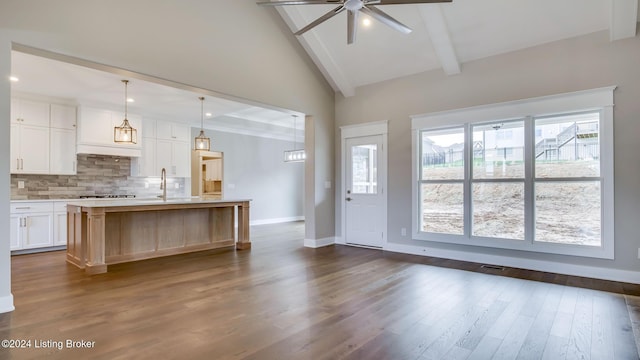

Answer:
[11,154,187,200]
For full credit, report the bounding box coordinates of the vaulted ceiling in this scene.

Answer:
[268,0,639,97]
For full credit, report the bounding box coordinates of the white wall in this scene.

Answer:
[191,128,304,224]
[336,29,640,278]
[0,0,335,313]
[0,37,14,313]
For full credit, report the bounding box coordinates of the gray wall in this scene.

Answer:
[335,29,640,272]
[0,0,335,313]
[192,128,304,223]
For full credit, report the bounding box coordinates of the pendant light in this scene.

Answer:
[194,96,211,151]
[284,115,306,162]
[114,80,138,144]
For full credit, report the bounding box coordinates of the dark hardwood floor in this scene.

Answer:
[1,221,639,359]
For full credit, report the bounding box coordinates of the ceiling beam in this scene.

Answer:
[418,5,460,75]
[610,0,638,41]
[277,7,356,97]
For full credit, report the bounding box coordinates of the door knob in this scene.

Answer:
[346,197,352,201]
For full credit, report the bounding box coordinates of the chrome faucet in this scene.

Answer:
[160,167,167,201]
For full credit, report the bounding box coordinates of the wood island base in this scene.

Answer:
[66,199,251,274]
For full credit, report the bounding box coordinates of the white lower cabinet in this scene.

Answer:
[10,202,54,250]
[53,202,68,246]
[10,201,67,252]
[9,214,22,250]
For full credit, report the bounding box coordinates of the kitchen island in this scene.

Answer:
[66,198,251,274]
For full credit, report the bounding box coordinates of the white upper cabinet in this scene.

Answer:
[11,98,50,126]
[50,103,77,175]
[18,125,50,174]
[10,98,51,174]
[142,117,156,139]
[156,120,190,142]
[132,118,190,178]
[131,136,158,177]
[50,128,77,175]
[50,104,77,129]
[10,97,78,175]
[157,139,190,177]
[11,121,50,174]
[172,140,191,177]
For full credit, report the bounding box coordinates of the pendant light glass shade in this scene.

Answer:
[194,96,211,151]
[284,115,305,162]
[114,80,138,144]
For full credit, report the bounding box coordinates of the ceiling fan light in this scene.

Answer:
[344,0,363,11]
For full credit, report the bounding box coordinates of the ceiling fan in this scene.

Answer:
[257,0,452,44]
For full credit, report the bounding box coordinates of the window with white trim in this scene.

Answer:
[411,87,614,259]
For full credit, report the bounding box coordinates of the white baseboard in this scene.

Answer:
[384,242,640,285]
[250,216,304,226]
[304,237,335,248]
[0,294,14,314]
[334,236,345,245]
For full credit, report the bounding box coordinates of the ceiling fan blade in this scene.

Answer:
[367,0,451,4]
[361,6,412,34]
[347,9,360,44]
[294,5,346,35]
[257,0,344,5]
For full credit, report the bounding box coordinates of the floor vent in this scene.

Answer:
[481,264,506,271]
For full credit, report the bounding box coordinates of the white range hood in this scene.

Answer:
[76,105,142,157]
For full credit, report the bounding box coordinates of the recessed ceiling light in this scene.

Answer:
[205,112,212,117]
[9,76,19,82]
[127,98,135,103]
[362,18,371,27]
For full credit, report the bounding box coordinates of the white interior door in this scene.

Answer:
[345,135,385,247]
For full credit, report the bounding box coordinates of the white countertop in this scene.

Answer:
[11,199,74,203]
[65,197,251,208]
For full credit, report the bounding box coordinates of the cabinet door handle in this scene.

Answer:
[20,217,26,227]
[16,158,20,170]
[15,207,31,210]
[73,161,76,172]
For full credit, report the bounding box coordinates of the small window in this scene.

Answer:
[351,144,377,194]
